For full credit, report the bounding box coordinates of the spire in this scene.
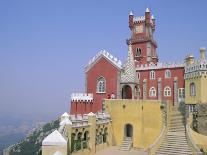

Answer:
[146,8,150,13]
[129,11,133,16]
[120,43,136,83]
[127,44,134,64]
[151,14,155,20]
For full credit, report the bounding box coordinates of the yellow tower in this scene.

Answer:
[185,47,207,112]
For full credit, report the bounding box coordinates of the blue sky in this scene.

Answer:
[0,0,207,121]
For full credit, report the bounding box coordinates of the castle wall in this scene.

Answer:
[185,78,201,104]
[86,57,120,112]
[185,69,207,104]
[200,77,207,103]
[103,99,163,149]
[138,67,184,103]
[70,101,93,115]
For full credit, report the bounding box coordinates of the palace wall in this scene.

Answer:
[103,99,163,149]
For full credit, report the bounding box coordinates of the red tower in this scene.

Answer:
[70,8,186,115]
[128,8,158,65]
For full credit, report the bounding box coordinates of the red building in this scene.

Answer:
[70,8,185,115]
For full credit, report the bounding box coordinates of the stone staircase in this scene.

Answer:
[121,137,132,151]
[155,105,194,155]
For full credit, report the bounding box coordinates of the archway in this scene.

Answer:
[125,124,133,137]
[122,85,132,99]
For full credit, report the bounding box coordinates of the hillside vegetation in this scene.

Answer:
[6,119,59,155]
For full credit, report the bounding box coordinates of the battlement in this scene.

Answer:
[59,112,111,128]
[133,16,145,22]
[136,62,184,71]
[129,8,155,29]
[85,50,122,72]
[185,60,207,80]
[71,93,93,102]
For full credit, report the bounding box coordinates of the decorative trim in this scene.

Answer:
[71,93,93,102]
[85,50,122,73]
[136,62,184,71]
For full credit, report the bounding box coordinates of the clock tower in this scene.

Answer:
[127,8,158,65]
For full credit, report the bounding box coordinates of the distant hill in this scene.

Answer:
[5,119,59,155]
[0,133,25,155]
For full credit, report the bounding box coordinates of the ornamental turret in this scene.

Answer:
[127,8,158,65]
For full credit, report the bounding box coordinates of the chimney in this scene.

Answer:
[199,47,206,60]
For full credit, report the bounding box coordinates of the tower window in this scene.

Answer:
[164,86,171,97]
[97,77,106,93]
[165,70,171,78]
[190,83,196,96]
[135,48,142,57]
[149,87,156,97]
[150,70,155,79]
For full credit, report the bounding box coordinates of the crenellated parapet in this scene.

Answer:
[136,61,184,71]
[71,93,93,102]
[85,50,122,73]
[185,60,207,79]
[185,48,207,79]
[68,112,111,128]
[129,8,155,29]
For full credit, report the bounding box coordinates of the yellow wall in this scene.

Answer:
[185,76,207,104]
[95,143,108,152]
[201,77,207,103]
[42,145,67,155]
[185,78,201,105]
[103,99,163,149]
[189,126,207,151]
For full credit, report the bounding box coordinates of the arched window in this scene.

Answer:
[135,48,142,57]
[97,77,105,93]
[165,70,171,78]
[164,86,171,97]
[190,83,196,96]
[149,87,156,97]
[137,72,140,79]
[150,70,155,79]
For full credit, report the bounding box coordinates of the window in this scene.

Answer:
[149,87,156,97]
[164,86,171,97]
[135,25,143,33]
[189,105,195,113]
[97,77,105,93]
[178,88,185,98]
[165,70,171,78]
[190,83,196,96]
[150,70,155,79]
[137,72,140,79]
[135,48,142,57]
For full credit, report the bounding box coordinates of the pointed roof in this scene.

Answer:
[129,11,133,16]
[60,117,72,126]
[146,8,150,12]
[53,151,63,155]
[42,130,67,146]
[61,112,69,117]
[121,44,137,83]
[85,50,122,72]
[151,14,155,20]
